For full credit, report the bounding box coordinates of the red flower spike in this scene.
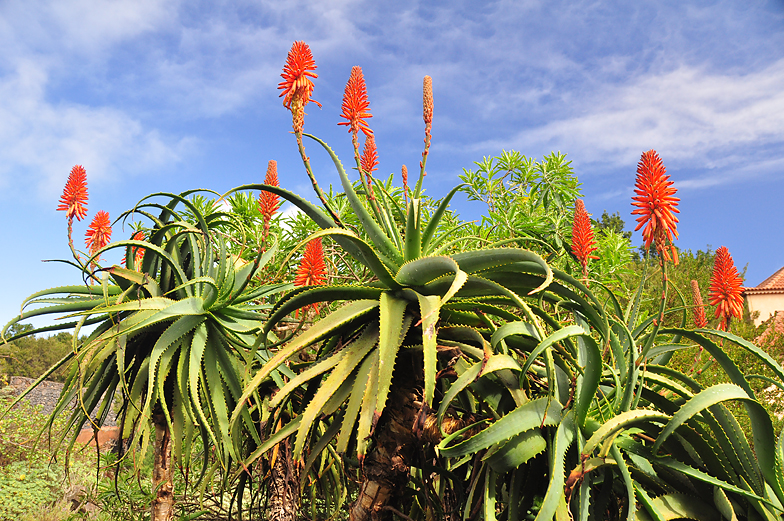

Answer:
[691,279,708,328]
[295,238,326,288]
[278,41,321,132]
[361,135,379,201]
[571,199,598,278]
[708,246,744,331]
[131,231,146,267]
[57,165,89,221]
[361,135,379,174]
[631,150,680,262]
[338,66,373,138]
[294,238,326,317]
[259,160,282,225]
[85,210,112,257]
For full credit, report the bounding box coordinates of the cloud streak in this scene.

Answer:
[481,59,784,182]
[0,60,191,199]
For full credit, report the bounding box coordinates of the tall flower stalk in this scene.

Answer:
[631,150,679,325]
[691,279,708,328]
[84,210,112,274]
[631,150,679,266]
[339,66,373,141]
[689,279,709,373]
[401,164,409,206]
[293,238,326,318]
[571,199,598,280]
[709,246,744,331]
[360,135,379,201]
[278,41,339,223]
[279,41,320,133]
[57,165,89,261]
[259,160,282,243]
[416,75,433,195]
[340,65,383,221]
[131,230,146,269]
[85,210,112,258]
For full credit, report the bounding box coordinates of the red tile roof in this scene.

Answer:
[744,266,784,295]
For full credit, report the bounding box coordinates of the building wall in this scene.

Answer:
[746,293,784,326]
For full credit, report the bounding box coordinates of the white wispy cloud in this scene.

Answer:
[0,0,177,60]
[480,59,784,178]
[0,60,192,198]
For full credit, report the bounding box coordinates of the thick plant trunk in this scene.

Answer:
[151,406,174,521]
[350,368,420,521]
[268,437,300,521]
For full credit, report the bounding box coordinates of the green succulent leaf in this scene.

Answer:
[375,293,409,417]
[436,354,521,428]
[293,324,378,459]
[439,397,562,458]
[651,384,757,454]
[635,493,722,521]
[231,299,380,428]
[451,248,553,294]
[535,410,575,521]
[583,410,670,458]
[484,428,546,474]
[303,133,402,267]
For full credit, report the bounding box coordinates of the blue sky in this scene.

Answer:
[2,0,784,327]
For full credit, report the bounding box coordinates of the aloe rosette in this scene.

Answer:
[430,157,784,520]
[2,190,291,518]
[234,81,784,520]
[224,58,609,519]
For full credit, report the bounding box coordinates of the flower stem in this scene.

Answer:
[414,123,431,198]
[295,131,342,225]
[352,133,386,226]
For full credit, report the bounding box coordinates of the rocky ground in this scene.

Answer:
[1,376,118,427]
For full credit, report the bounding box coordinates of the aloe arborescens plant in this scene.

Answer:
[3,186,291,521]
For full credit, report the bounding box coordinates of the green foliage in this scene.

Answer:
[459,150,581,258]
[7,54,784,521]
[0,461,63,520]
[0,325,74,382]
[593,228,635,289]
[0,396,92,521]
[2,188,295,519]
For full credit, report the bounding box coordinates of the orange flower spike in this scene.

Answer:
[294,238,326,288]
[423,75,433,128]
[57,165,89,221]
[708,246,744,331]
[259,160,282,223]
[131,231,146,267]
[571,200,599,278]
[338,66,373,139]
[278,41,321,132]
[85,210,112,257]
[691,279,708,328]
[420,76,433,176]
[361,135,379,175]
[631,150,680,262]
[361,135,379,201]
[401,164,409,205]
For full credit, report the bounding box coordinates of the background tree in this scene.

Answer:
[592,209,632,240]
[0,325,74,382]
